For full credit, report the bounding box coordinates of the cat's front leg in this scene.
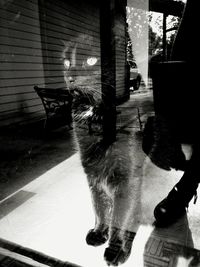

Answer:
[104,182,140,265]
[86,185,111,246]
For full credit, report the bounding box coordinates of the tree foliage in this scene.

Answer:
[127,7,181,58]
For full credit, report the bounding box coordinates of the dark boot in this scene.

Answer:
[154,181,198,227]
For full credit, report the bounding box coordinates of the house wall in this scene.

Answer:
[0,0,45,126]
[0,0,128,127]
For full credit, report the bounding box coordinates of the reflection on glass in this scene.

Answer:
[1,0,200,266]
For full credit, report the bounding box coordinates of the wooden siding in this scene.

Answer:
[0,0,45,126]
[0,0,101,127]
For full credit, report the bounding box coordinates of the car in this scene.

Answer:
[129,61,142,91]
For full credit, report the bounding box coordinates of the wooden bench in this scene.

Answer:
[34,86,72,130]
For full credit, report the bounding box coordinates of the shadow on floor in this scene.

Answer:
[0,121,77,201]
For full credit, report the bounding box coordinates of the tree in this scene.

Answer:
[148,19,162,56]
[126,23,135,63]
[166,15,181,58]
[148,11,182,60]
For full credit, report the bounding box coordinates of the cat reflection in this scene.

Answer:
[62,34,141,266]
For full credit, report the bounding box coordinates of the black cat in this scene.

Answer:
[62,34,141,266]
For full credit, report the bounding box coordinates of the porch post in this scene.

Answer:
[100,0,117,144]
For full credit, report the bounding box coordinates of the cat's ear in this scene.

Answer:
[61,40,69,46]
[61,40,71,59]
[61,40,71,50]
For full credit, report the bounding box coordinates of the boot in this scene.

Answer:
[154,181,198,227]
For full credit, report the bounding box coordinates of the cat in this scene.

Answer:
[62,34,142,266]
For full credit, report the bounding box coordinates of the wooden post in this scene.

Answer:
[100,0,117,144]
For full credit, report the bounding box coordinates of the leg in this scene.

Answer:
[104,182,139,266]
[153,0,200,227]
[86,185,111,246]
[154,143,200,226]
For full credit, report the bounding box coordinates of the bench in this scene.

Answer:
[34,86,72,130]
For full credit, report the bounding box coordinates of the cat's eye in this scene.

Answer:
[86,57,98,66]
[64,59,71,69]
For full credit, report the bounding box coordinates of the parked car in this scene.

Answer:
[129,61,142,91]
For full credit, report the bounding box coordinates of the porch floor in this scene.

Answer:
[0,90,200,267]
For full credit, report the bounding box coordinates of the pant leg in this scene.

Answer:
[178,143,200,188]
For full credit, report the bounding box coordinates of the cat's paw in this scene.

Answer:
[104,243,131,266]
[86,228,109,246]
[104,230,135,266]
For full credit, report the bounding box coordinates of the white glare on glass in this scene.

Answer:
[64,59,70,69]
[86,57,97,66]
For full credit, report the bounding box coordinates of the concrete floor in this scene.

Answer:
[0,90,200,266]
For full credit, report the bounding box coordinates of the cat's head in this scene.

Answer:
[62,34,102,106]
[62,34,103,127]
